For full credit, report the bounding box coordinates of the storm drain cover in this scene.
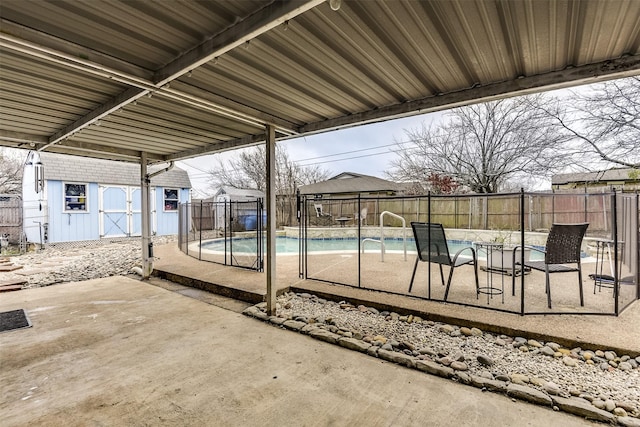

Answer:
[0,309,31,333]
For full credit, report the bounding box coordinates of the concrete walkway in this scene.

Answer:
[1,277,597,426]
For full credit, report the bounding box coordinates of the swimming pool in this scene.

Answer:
[198,236,544,259]
[200,236,416,253]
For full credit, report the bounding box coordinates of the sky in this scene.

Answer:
[178,111,444,198]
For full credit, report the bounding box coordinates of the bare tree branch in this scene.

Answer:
[0,148,24,194]
[387,95,571,193]
[207,144,330,195]
[545,77,640,169]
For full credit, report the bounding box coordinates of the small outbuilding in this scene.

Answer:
[193,186,265,231]
[298,172,404,197]
[22,151,191,244]
[552,168,640,192]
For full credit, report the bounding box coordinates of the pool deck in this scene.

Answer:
[153,243,640,357]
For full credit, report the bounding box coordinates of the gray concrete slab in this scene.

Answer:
[1,277,597,426]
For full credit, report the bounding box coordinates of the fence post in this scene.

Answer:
[520,188,525,315]
[198,200,203,261]
[613,190,619,315]
[357,194,361,288]
[427,191,432,299]
[224,200,228,265]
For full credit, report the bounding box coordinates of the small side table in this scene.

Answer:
[473,241,505,304]
[592,239,624,294]
[336,217,351,227]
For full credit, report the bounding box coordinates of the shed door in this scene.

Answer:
[99,186,129,238]
[130,187,156,236]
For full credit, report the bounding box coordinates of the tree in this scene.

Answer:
[545,76,640,170]
[0,148,23,194]
[386,95,571,193]
[207,144,330,195]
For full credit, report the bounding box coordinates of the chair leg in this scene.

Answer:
[578,264,584,306]
[408,257,419,293]
[444,267,455,301]
[473,260,479,297]
[439,264,445,286]
[545,267,552,309]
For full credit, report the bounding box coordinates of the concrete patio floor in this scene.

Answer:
[154,243,640,357]
[1,276,599,426]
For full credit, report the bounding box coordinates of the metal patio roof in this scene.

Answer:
[1,0,640,164]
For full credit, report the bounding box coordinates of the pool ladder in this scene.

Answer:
[360,211,407,262]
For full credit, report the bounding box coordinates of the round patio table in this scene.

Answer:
[473,241,505,304]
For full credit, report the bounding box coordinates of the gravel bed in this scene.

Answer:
[3,236,175,288]
[246,292,640,424]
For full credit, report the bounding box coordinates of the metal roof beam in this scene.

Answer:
[165,134,267,161]
[298,56,640,134]
[45,140,165,163]
[154,0,325,86]
[0,131,47,146]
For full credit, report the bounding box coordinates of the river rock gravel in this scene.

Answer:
[2,236,175,288]
[246,292,640,424]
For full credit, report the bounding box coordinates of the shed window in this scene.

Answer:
[164,188,178,211]
[64,183,87,212]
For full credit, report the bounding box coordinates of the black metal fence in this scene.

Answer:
[300,190,639,316]
[178,199,264,271]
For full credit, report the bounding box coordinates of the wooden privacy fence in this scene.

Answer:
[0,194,22,244]
[303,191,617,235]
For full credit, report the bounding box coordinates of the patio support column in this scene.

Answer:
[265,125,277,315]
[141,152,153,279]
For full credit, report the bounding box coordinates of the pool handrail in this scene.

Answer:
[380,211,407,262]
[361,238,385,256]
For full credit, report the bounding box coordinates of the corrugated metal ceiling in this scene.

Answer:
[1,0,639,164]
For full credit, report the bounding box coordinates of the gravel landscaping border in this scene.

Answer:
[244,292,640,426]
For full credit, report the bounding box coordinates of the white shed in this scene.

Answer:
[22,151,191,244]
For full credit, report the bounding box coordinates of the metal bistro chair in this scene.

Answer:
[313,203,331,218]
[355,207,368,226]
[511,223,589,309]
[408,222,479,301]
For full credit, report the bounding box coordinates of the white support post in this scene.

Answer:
[141,152,153,279]
[265,125,277,315]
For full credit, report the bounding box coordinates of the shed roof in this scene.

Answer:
[552,168,640,185]
[1,1,639,164]
[215,187,265,199]
[299,172,401,195]
[34,152,191,188]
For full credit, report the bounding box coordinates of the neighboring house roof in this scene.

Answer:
[552,168,639,185]
[214,186,264,199]
[33,152,191,188]
[299,172,402,195]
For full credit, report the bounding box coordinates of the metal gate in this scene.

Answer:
[178,199,264,271]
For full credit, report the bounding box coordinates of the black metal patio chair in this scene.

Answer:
[408,222,479,301]
[511,223,589,309]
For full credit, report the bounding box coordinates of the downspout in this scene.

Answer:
[147,161,175,179]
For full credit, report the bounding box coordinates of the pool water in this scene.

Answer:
[199,236,539,258]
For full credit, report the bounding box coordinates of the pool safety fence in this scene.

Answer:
[178,199,265,271]
[300,190,639,316]
[176,190,638,315]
